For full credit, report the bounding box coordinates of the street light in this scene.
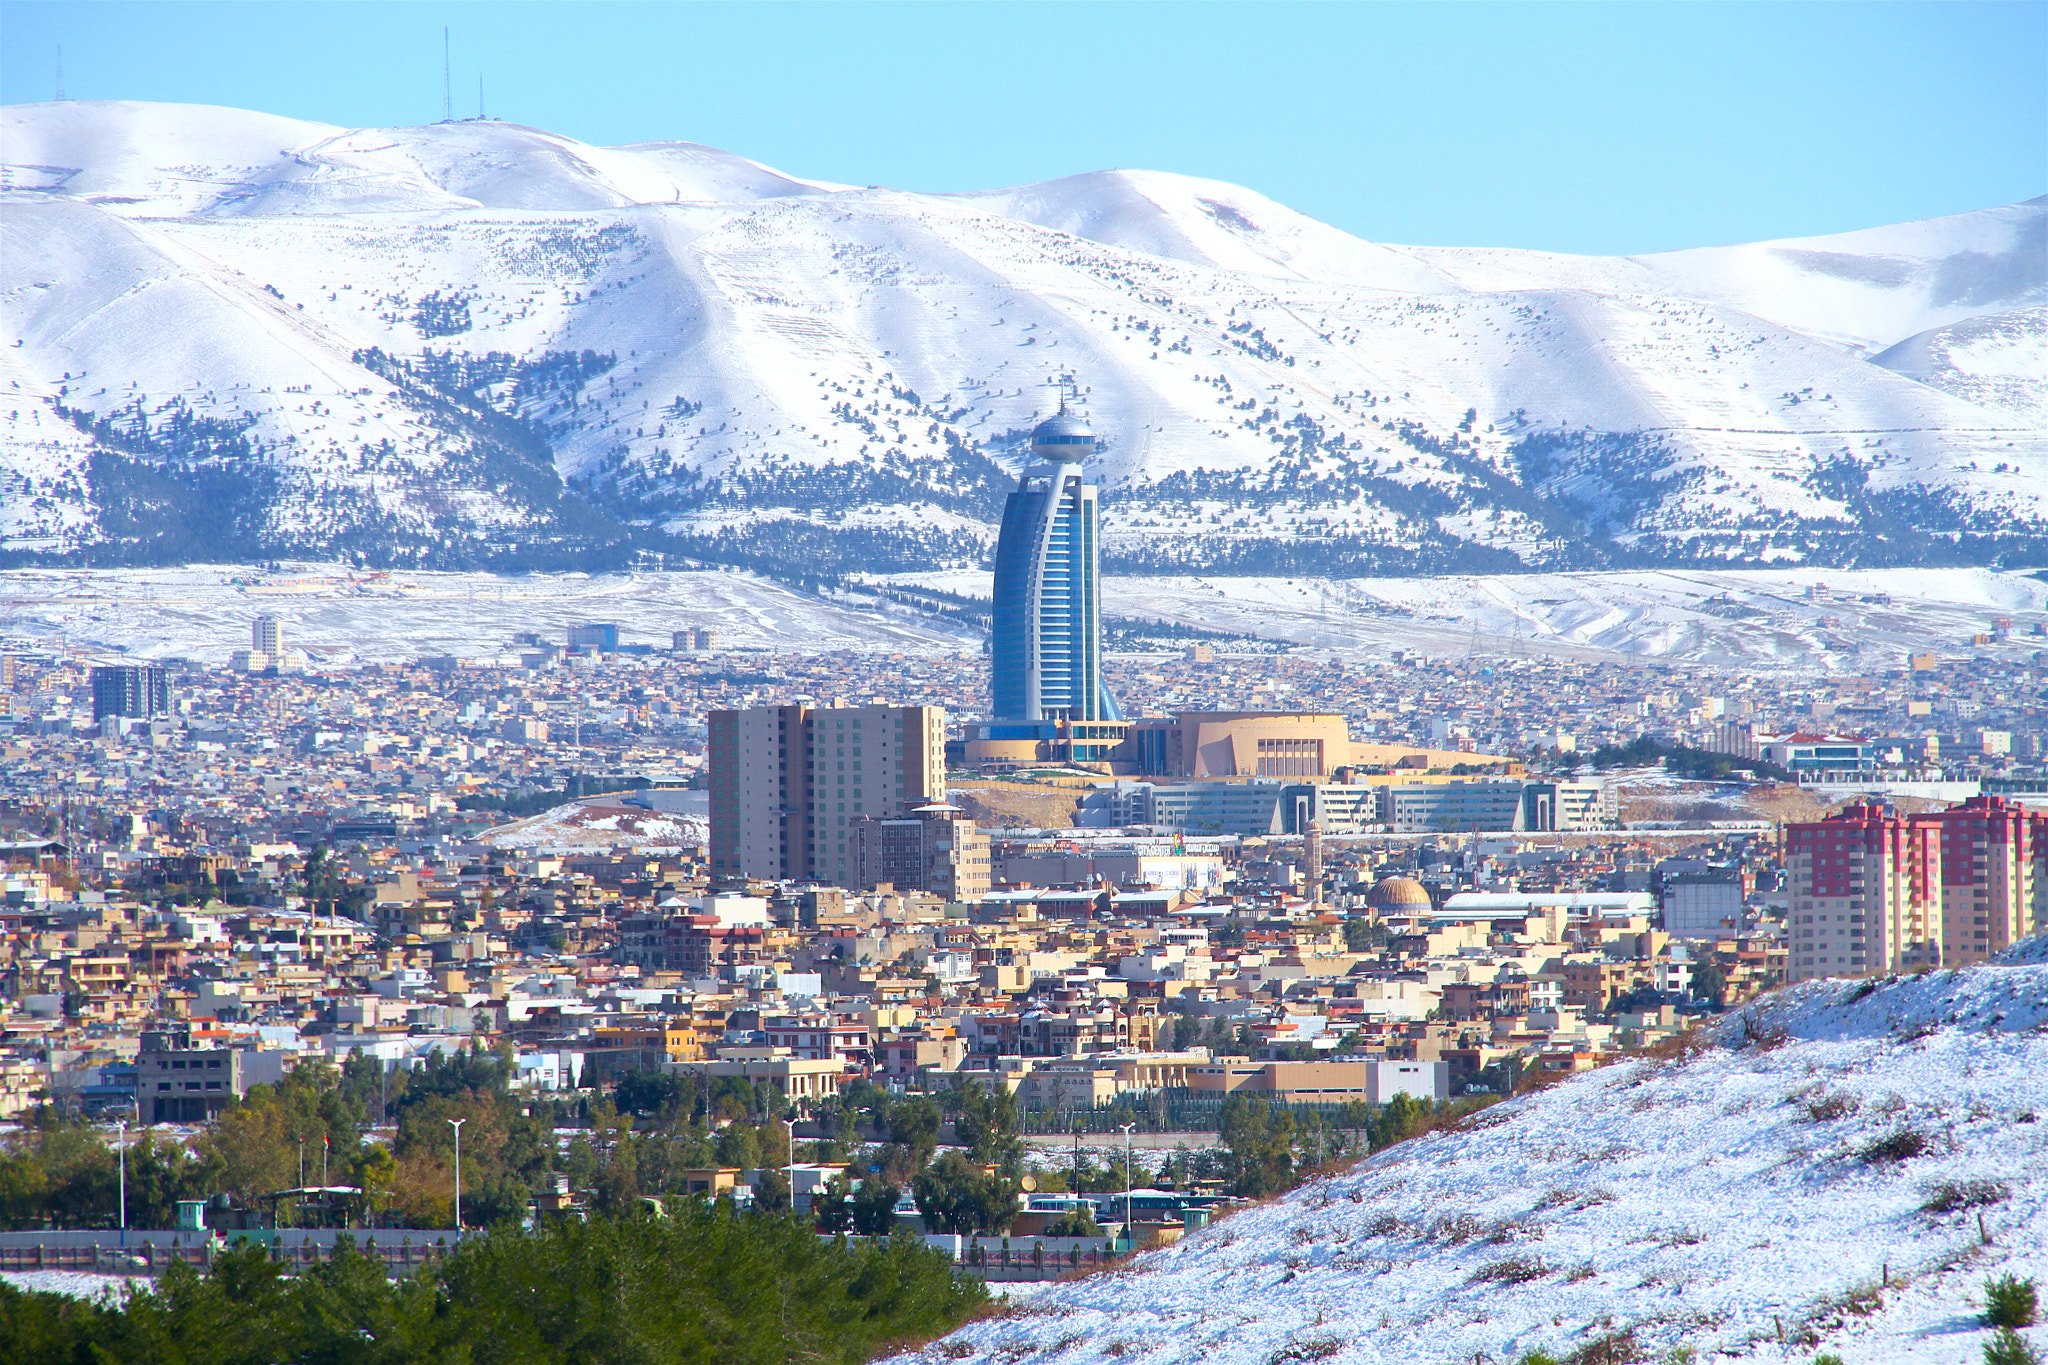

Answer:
[117,1120,127,1248]
[1117,1123,1137,1246]
[447,1118,466,1232]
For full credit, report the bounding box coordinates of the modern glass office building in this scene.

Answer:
[988,409,1123,727]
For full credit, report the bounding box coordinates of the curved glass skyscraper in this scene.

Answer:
[989,408,1123,725]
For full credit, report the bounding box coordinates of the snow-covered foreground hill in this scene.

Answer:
[907,956,2048,1365]
[3,101,2043,575]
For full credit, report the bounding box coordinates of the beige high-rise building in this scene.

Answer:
[851,801,990,902]
[708,703,947,887]
[252,615,284,657]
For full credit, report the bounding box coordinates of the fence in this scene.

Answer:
[0,1231,466,1280]
[1019,1088,1379,1135]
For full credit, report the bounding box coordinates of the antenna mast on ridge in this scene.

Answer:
[55,45,63,101]
[477,73,485,120]
[1042,372,1083,414]
[442,27,452,122]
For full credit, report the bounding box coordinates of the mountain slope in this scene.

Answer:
[1873,307,2048,428]
[3,101,2043,574]
[906,957,2048,1365]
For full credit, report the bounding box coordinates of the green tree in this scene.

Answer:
[850,1176,901,1236]
[886,1095,942,1165]
[1218,1094,1297,1198]
[0,1208,988,1365]
[812,1174,853,1233]
[912,1151,1017,1236]
[953,1085,1023,1171]
[1045,1205,1102,1238]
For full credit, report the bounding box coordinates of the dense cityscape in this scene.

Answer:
[1,417,2042,1296]
[2,22,2044,1359]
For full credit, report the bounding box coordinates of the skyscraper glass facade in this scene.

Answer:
[989,411,1121,724]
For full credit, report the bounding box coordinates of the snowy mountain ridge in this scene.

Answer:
[2,100,2043,576]
[907,953,2048,1365]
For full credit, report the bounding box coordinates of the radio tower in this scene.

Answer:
[55,45,63,101]
[441,27,452,122]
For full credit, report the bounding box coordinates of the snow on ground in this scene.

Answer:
[883,564,2048,670]
[904,956,2048,1365]
[6,102,2044,574]
[0,562,977,664]
[0,1270,130,1300]
[5,561,2041,672]
[478,796,707,854]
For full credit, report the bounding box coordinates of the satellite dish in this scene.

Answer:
[1019,1173,1039,1192]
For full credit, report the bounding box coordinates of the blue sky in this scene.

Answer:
[3,1,2041,255]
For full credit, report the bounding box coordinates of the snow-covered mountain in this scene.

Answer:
[3,100,2042,575]
[906,954,2048,1365]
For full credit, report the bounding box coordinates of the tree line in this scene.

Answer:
[0,1205,983,1365]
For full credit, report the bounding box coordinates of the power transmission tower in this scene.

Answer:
[442,28,452,123]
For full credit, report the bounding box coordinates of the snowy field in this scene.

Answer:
[3,562,2043,672]
[886,564,2048,669]
[0,1270,129,1299]
[903,951,2048,1365]
[0,563,976,665]
[477,796,708,854]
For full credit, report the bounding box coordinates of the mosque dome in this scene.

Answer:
[1365,875,1432,912]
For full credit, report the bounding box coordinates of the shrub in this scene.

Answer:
[1859,1128,1932,1163]
[1516,1354,1562,1365]
[1804,1091,1860,1122]
[1568,1331,1644,1365]
[1985,1274,2039,1330]
[1471,1255,1550,1285]
[1923,1180,2010,1214]
[1361,1211,1410,1238]
[1983,1328,2043,1365]
[1811,1356,1846,1365]
[1269,1338,1343,1363]
[1431,1212,1482,1244]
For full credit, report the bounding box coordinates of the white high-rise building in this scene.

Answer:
[707,703,947,887]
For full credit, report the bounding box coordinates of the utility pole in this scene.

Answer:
[117,1120,127,1247]
[448,1117,466,1231]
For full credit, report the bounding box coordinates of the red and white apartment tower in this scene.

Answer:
[1788,796,2045,982]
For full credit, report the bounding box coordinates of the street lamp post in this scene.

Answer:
[447,1118,466,1233]
[117,1120,127,1248]
[1117,1123,1136,1247]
